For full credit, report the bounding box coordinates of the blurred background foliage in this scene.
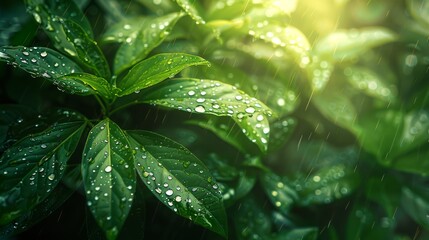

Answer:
[1,0,429,239]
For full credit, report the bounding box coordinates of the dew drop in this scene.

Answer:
[104,166,112,173]
[41,144,47,149]
[40,51,48,58]
[245,107,256,114]
[195,105,206,113]
[175,196,182,202]
[166,189,174,196]
[47,174,55,181]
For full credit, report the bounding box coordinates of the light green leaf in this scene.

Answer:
[0,46,82,79]
[344,66,397,102]
[313,27,397,61]
[407,0,429,26]
[57,73,113,99]
[113,13,183,75]
[247,24,311,67]
[117,53,209,96]
[174,0,206,25]
[0,120,86,224]
[127,131,227,237]
[272,228,318,240]
[306,56,334,92]
[137,78,273,152]
[60,18,111,79]
[261,172,298,213]
[82,119,135,240]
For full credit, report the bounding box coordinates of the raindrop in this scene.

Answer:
[41,144,47,149]
[188,90,196,96]
[48,174,55,181]
[175,196,182,202]
[40,51,48,58]
[166,189,174,196]
[104,166,112,173]
[245,107,256,114]
[195,105,206,113]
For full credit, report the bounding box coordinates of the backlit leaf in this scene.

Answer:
[174,0,206,25]
[137,78,273,152]
[261,172,298,213]
[314,27,397,61]
[82,119,135,240]
[127,130,227,237]
[117,53,209,96]
[113,13,183,75]
[0,120,86,224]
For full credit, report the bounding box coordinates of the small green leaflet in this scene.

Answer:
[174,0,206,25]
[127,130,228,237]
[113,12,183,75]
[313,27,397,61]
[82,119,135,240]
[57,73,113,99]
[116,53,209,96]
[0,46,82,79]
[137,78,273,152]
[0,120,86,225]
[261,172,298,212]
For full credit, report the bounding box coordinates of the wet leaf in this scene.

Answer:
[0,120,86,224]
[113,13,183,75]
[401,186,429,230]
[25,0,93,37]
[82,119,135,240]
[312,89,358,132]
[314,27,397,61]
[0,46,82,79]
[346,204,394,239]
[57,73,113,99]
[261,172,298,213]
[137,78,273,152]
[234,197,271,240]
[247,24,311,68]
[391,149,429,176]
[306,56,334,92]
[0,183,74,237]
[60,18,111,79]
[344,66,397,102]
[117,53,209,96]
[407,0,429,26]
[174,0,206,25]
[272,228,318,240]
[127,130,227,237]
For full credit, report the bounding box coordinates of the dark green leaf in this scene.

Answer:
[272,228,318,240]
[234,197,271,240]
[391,149,429,176]
[401,187,429,230]
[82,119,135,240]
[25,0,93,36]
[127,130,228,237]
[113,13,183,75]
[0,46,82,79]
[117,53,209,96]
[57,73,113,99]
[0,120,86,224]
[314,27,397,61]
[0,183,74,237]
[174,0,206,25]
[261,172,298,213]
[60,18,111,79]
[137,78,273,152]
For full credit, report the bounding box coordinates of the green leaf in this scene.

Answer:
[0,183,74,237]
[82,119,135,240]
[174,0,206,25]
[261,172,298,213]
[234,197,271,240]
[313,27,397,61]
[391,149,429,176]
[117,53,209,96]
[25,0,93,37]
[113,13,183,75]
[0,46,82,79]
[247,24,311,67]
[272,228,318,240]
[57,73,113,99]
[344,66,397,102]
[137,78,273,152]
[60,18,111,79]
[401,186,429,230]
[356,110,429,165]
[306,56,334,92]
[0,120,86,224]
[127,130,227,237]
[407,0,429,26]
[312,88,358,132]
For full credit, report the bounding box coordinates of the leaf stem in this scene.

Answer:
[94,95,108,116]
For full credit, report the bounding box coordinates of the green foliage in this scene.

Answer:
[1,0,429,239]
